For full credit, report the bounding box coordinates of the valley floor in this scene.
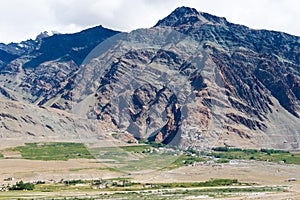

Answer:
[0,157,299,199]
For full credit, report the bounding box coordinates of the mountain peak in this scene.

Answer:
[36,31,60,41]
[155,6,227,29]
[172,6,199,16]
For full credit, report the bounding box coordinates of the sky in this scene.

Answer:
[0,0,299,44]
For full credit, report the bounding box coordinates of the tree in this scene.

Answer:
[9,181,35,190]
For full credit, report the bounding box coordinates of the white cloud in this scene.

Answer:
[0,0,299,43]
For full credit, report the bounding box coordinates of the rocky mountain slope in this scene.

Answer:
[0,98,101,148]
[0,26,119,104]
[0,7,299,150]
[0,39,37,69]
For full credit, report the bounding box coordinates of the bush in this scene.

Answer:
[260,148,289,154]
[64,179,84,185]
[36,180,45,184]
[9,181,35,190]
[242,149,258,154]
[216,159,230,163]
[212,147,229,152]
[187,148,198,154]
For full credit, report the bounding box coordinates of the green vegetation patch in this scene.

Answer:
[12,142,94,161]
[89,145,182,172]
[211,147,300,164]
[119,145,151,153]
[155,179,240,188]
[9,181,35,191]
[1,185,284,200]
[0,153,3,158]
[167,154,206,169]
[1,178,285,200]
[34,183,92,193]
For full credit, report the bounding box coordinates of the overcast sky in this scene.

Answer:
[0,0,299,43]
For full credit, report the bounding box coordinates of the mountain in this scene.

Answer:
[0,7,299,150]
[0,97,101,146]
[0,26,119,103]
[0,39,37,68]
[23,25,120,69]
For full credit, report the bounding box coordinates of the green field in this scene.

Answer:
[16,179,246,192]
[89,145,181,172]
[2,142,300,166]
[211,147,300,164]
[0,178,285,200]
[1,143,182,171]
[120,145,152,152]
[151,179,242,188]
[0,186,285,200]
[11,142,94,161]
[166,154,207,169]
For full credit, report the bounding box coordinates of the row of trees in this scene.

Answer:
[212,147,289,154]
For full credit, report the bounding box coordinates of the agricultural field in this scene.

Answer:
[0,178,288,199]
[2,142,299,166]
[88,143,183,172]
[210,147,300,164]
[4,142,94,161]
[0,143,299,199]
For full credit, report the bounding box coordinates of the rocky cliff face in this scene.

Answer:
[0,38,37,69]
[0,7,299,150]
[156,7,300,117]
[0,26,119,104]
